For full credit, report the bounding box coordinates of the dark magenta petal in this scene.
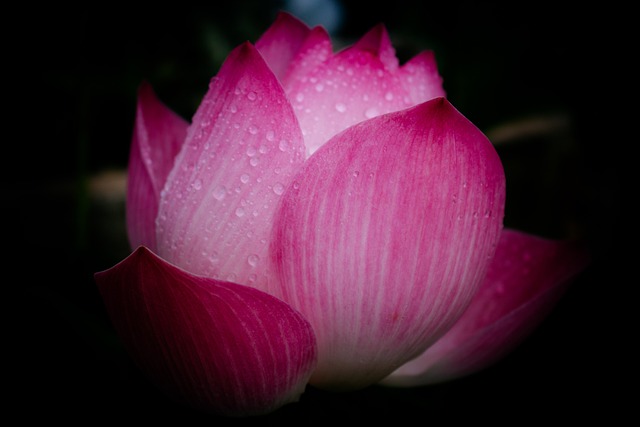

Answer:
[126,82,188,251]
[381,228,590,386]
[95,247,317,417]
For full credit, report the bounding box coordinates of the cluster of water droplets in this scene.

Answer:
[288,52,433,157]
[156,82,304,290]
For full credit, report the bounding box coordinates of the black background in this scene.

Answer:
[10,0,628,423]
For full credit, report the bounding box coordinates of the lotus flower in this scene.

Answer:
[94,12,589,417]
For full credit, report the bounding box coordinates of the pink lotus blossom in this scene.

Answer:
[94,12,589,417]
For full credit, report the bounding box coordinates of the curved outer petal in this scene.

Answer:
[126,82,188,251]
[270,98,506,390]
[286,23,446,157]
[94,246,317,417]
[381,228,590,387]
[155,42,306,293]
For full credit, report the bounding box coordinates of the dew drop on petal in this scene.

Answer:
[266,130,275,141]
[364,107,379,118]
[240,174,250,184]
[235,207,245,217]
[212,186,227,200]
[335,103,346,113]
[247,253,260,267]
[273,183,285,195]
[247,91,257,101]
[192,179,202,190]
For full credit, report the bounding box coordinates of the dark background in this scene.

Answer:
[10,0,627,423]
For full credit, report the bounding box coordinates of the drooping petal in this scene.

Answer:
[156,42,305,293]
[95,246,317,417]
[270,97,506,390]
[126,82,188,251]
[286,23,446,157]
[381,228,590,387]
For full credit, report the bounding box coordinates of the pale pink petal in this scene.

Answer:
[126,82,188,251]
[270,98,506,390]
[95,246,317,417]
[399,51,446,105]
[381,228,590,387]
[156,42,305,292]
[279,26,332,91]
[286,24,445,157]
[255,11,312,82]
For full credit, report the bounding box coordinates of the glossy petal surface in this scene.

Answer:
[271,98,505,390]
[381,228,590,386]
[156,42,305,292]
[126,82,188,251]
[95,246,317,417]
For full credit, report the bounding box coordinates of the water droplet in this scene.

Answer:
[296,93,304,102]
[352,170,360,178]
[248,274,257,283]
[246,147,257,157]
[240,174,250,184]
[385,92,394,101]
[229,105,238,113]
[364,107,378,118]
[212,186,227,200]
[273,183,285,195]
[192,179,202,190]
[315,83,324,92]
[335,103,346,113]
[247,91,257,101]
[209,251,220,264]
[266,130,275,141]
[247,254,260,267]
[250,157,259,167]
[235,207,245,217]
[248,125,258,135]
[278,139,289,151]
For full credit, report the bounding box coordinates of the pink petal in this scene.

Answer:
[255,11,312,82]
[255,11,332,92]
[155,42,305,292]
[279,26,332,91]
[286,24,446,157]
[126,82,188,251]
[381,228,590,387]
[270,97,506,390]
[95,246,317,417]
